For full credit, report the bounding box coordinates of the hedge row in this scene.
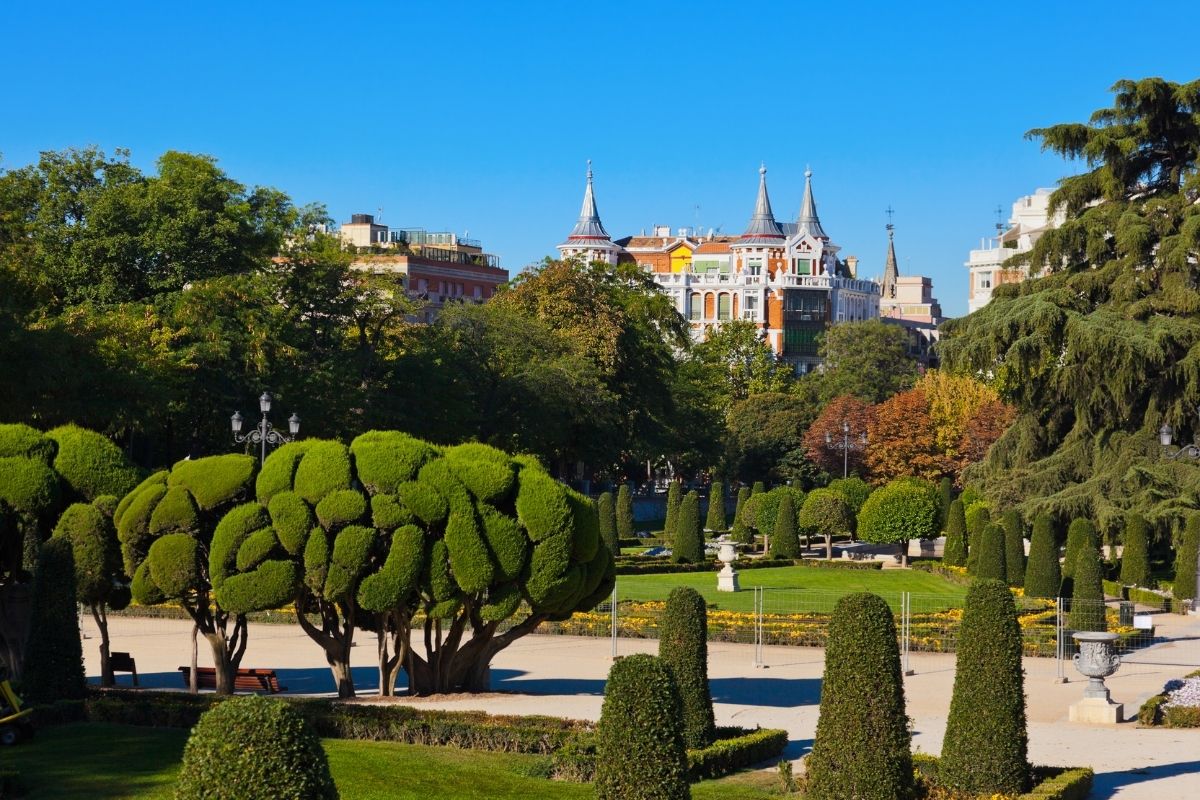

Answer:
[614,557,883,575]
[912,754,1094,800]
[1101,580,1174,610]
[555,725,787,782]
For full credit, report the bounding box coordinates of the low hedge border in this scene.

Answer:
[911,754,1093,799]
[1136,668,1200,728]
[614,557,882,576]
[912,561,972,586]
[1101,580,1176,610]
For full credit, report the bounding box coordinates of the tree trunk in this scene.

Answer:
[295,596,356,699]
[825,533,833,561]
[92,605,113,687]
[376,611,409,697]
[329,659,355,699]
[204,631,233,695]
[899,540,909,568]
[190,624,198,694]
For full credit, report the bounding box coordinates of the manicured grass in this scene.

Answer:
[617,564,967,612]
[7,723,780,799]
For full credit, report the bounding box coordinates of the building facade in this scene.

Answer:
[965,188,1064,312]
[879,227,944,366]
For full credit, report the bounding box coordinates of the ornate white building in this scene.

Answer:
[965,188,1065,312]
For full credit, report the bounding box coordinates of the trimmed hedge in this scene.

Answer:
[1174,514,1199,603]
[597,492,618,557]
[914,756,1092,800]
[1068,541,1107,632]
[943,499,967,568]
[1119,513,1151,589]
[659,587,715,749]
[1062,518,1096,582]
[687,727,788,781]
[21,537,87,705]
[614,557,882,576]
[965,505,990,575]
[663,481,682,548]
[975,523,1007,582]
[671,491,703,564]
[1002,509,1026,587]
[705,482,726,532]
[1025,515,1061,599]
[616,485,635,541]
[769,491,800,559]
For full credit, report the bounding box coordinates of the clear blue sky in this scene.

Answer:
[3,2,1198,316]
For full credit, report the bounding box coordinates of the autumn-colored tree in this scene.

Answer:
[866,389,946,484]
[955,400,1017,469]
[803,395,875,477]
[917,370,1004,452]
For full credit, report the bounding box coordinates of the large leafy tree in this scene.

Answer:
[803,395,874,477]
[724,392,816,483]
[866,389,946,484]
[811,319,919,404]
[690,320,792,407]
[940,78,1200,533]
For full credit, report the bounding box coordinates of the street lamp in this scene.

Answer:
[1160,407,1200,461]
[232,391,300,464]
[825,420,868,478]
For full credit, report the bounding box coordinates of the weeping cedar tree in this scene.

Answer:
[943,499,968,568]
[1001,510,1026,587]
[938,79,1200,531]
[615,484,635,541]
[1120,513,1151,588]
[594,653,689,800]
[940,580,1030,795]
[806,593,913,800]
[1062,518,1097,589]
[671,491,703,564]
[799,489,854,560]
[705,481,726,532]
[1175,515,1200,602]
[975,523,1007,582]
[20,537,87,705]
[596,492,618,557]
[663,480,682,547]
[1024,516,1062,599]
[52,498,131,687]
[965,505,990,575]
[770,491,801,559]
[214,434,614,697]
[857,478,939,567]
[1069,540,1107,632]
[659,587,716,749]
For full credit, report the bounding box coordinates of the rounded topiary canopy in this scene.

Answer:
[857,478,939,554]
[594,653,689,800]
[1024,515,1062,599]
[799,489,853,544]
[175,695,337,800]
[659,586,715,749]
[46,424,143,503]
[806,592,913,800]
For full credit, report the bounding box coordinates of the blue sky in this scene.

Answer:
[3,2,1198,317]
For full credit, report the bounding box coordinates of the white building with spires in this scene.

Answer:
[556,163,881,373]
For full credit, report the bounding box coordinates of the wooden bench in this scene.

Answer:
[178,667,287,694]
[110,651,139,687]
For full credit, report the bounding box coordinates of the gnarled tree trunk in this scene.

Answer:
[184,600,248,696]
[91,604,113,687]
[404,603,547,695]
[296,593,357,699]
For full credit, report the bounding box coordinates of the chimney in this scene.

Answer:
[845,256,858,278]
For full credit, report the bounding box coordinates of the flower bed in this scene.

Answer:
[613,557,883,576]
[1137,669,1200,727]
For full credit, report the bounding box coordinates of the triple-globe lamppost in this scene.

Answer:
[825,420,867,479]
[1159,408,1200,461]
[231,392,301,464]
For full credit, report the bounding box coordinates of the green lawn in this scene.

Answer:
[7,723,782,799]
[616,565,966,612]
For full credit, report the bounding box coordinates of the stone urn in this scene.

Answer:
[1069,631,1123,723]
[717,541,740,592]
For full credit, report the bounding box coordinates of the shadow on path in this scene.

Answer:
[1091,760,1200,799]
[89,666,384,695]
[490,669,822,708]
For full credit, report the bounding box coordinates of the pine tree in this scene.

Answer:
[770,491,800,559]
[943,499,968,567]
[663,480,681,547]
[1001,510,1026,587]
[938,477,953,531]
[615,484,635,542]
[1119,513,1151,588]
[806,593,913,800]
[671,491,703,564]
[21,538,87,704]
[1024,515,1062,599]
[705,481,726,532]
[965,505,990,575]
[659,587,715,749]
[597,492,618,557]
[940,580,1030,795]
[1069,541,1107,632]
[1175,514,1200,603]
[976,523,1008,582]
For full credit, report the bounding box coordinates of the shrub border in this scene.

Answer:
[614,557,882,576]
[1136,668,1200,728]
[912,754,1093,800]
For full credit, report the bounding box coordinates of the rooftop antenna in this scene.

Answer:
[885,205,895,237]
[377,206,384,223]
[693,204,701,237]
[994,204,1004,240]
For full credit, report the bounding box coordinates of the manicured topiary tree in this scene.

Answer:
[659,587,715,749]
[938,477,953,530]
[176,695,337,800]
[616,484,635,541]
[965,505,990,575]
[770,491,801,559]
[745,486,804,545]
[1024,515,1062,599]
[1069,541,1107,632]
[663,480,681,547]
[857,478,939,567]
[1062,518,1096,584]
[705,481,726,532]
[828,476,871,539]
[20,537,87,704]
[1175,514,1200,603]
[595,653,689,800]
[53,498,130,686]
[45,425,143,505]
[975,523,1007,582]
[597,492,618,557]
[731,485,752,545]
[940,579,1030,795]
[672,491,703,564]
[1001,510,1025,587]
[1120,513,1151,588]
[733,485,750,523]
[943,499,967,567]
[799,489,853,560]
[752,480,765,496]
[806,592,913,800]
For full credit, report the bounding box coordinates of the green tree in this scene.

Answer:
[1001,510,1026,587]
[770,491,801,559]
[1062,518,1097,586]
[806,593,913,800]
[799,489,854,560]
[1025,516,1062,599]
[1069,541,1107,632]
[813,319,919,404]
[723,392,813,484]
[659,587,715,749]
[943,499,968,568]
[597,492,618,557]
[940,580,1030,794]
[857,479,940,567]
[595,653,689,800]
[672,491,703,564]
[1175,515,1200,603]
[751,481,765,496]
[938,477,954,530]
[965,504,991,575]
[705,481,726,532]
[616,484,635,541]
[827,476,872,530]
[975,523,1008,582]
[20,537,87,704]
[1119,513,1151,588]
[663,480,682,546]
[691,319,792,406]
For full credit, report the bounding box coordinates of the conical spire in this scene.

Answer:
[795,167,828,240]
[882,225,899,299]
[737,164,785,245]
[566,160,610,240]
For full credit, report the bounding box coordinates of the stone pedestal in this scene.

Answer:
[1069,696,1124,724]
[717,565,740,592]
[1070,631,1122,725]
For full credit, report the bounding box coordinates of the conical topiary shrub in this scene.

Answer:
[659,586,715,749]
[943,499,967,568]
[769,491,800,559]
[595,653,689,800]
[940,579,1030,795]
[21,537,87,705]
[1068,540,1107,632]
[1001,510,1026,587]
[616,484,635,542]
[731,486,753,544]
[975,523,1007,582]
[806,592,913,800]
[965,505,990,575]
[1175,514,1200,604]
[663,481,682,547]
[938,477,953,531]
[751,481,765,496]
[671,491,703,564]
[1062,518,1096,583]
[1024,515,1062,599]
[1119,513,1151,588]
[705,482,726,532]
[597,492,618,557]
[176,695,338,800]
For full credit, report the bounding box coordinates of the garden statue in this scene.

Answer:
[1069,631,1123,723]
[717,539,740,592]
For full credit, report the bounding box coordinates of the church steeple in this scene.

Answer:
[736,164,785,245]
[882,220,899,300]
[795,167,828,240]
[566,160,610,241]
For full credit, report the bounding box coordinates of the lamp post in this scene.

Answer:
[1159,408,1200,461]
[825,420,867,478]
[232,392,300,464]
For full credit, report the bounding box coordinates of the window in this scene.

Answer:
[793,258,812,275]
[978,272,992,290]
[689,292,701,321]
[747,258,763,276]
[718,294,731,321]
